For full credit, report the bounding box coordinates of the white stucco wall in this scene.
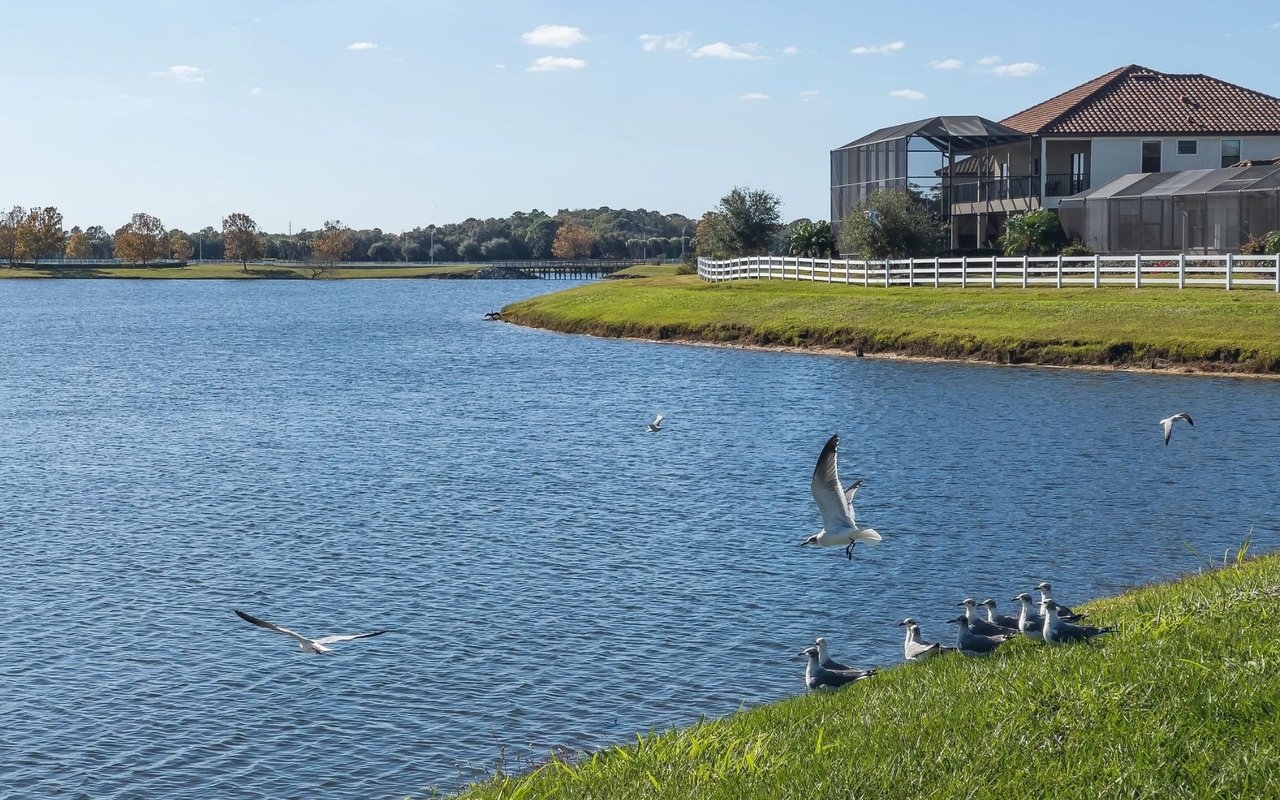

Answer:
[1090,136,1280,187]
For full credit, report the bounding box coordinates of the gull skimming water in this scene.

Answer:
[235,609,389,655]
[645,414,664,433]
[799,434,882,560]
[1159,412,1193,446]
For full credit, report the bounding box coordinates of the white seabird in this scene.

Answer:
[815,636,875,673]
[1040,600,1114,645]
[646,414,664,433]
[958,598,1018,638]
[1010,593,1046,640]
[235,609,389,654]
[798,645,876,689]
[945,616,1012,657]
[897,618,952,662]
[799,434,883,560]
[1159,412,1193,446]
[1034,583,1086,621]
[980,598,1021,630]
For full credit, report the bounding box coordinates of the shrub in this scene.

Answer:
[1000,209,1066,256]
[1060,238,1094,256]
[1242,230,1280,255]
[837,189,946,259]
[674,262,697,275]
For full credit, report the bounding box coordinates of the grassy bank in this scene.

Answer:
[449,552,1280,798]
[500,276,1280,374]
[0,262,482,279]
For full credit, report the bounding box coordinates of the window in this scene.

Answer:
[1142,141,1161,173]
[1222,139,1242,168]
[1177,140,1197,156]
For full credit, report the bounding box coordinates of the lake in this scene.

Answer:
[1,279,1277,798]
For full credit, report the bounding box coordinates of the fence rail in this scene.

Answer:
[697,254,1280,292]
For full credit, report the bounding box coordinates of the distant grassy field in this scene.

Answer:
[501,276,1280,373]
[447,551,1280,799]
[607,264,683,278]
[0,262,482,280]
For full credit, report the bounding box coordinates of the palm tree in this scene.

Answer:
[788,220,836,257]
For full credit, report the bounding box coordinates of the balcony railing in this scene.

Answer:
[949,173,1091,204]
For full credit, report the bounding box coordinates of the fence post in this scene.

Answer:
[1275,254,1279,293]
[1022,255,1029,289]
[1178,253,1186,289]
[863,260,869,287]
[884,260,891,288]
[1225,252,1233,291]
[1134,253,1142,288]
[844,259,851,285]
[908,258,915,287]
[1093,254,1101,288]
[1056,255,1063,289]
[990,256,997,289]
[961,256,968,288]
[933,256,940,288]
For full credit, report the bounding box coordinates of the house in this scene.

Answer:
[830,65,1280,250]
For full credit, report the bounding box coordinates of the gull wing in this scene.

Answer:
[235,609,312,645]
[652,414,664,428]
[1161,417,1174,446]
[811,435,856,532]
[314,630,390,645]
[843,479,863,525]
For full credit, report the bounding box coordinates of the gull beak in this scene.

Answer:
[896,620,906,627]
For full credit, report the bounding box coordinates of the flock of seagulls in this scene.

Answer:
[793,410,1190,689]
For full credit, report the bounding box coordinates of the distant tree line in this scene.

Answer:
[0,205,704,266]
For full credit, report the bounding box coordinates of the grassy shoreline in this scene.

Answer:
[500,276,1280,375]
[447,552,1280,798]
[0,262,483,279]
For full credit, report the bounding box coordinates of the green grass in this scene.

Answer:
[500,276,1280,373]
[446,551,1280,799]
[0,262,482,280]
[606,264,683,279]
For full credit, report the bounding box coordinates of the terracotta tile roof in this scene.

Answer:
[1000,65,1280,136]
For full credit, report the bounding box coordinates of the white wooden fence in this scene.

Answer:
[697,253,1280,291]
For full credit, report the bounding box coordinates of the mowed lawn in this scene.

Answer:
[447,552,1280,799]
[501,276,1280,372]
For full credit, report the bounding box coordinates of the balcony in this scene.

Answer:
[1045,173,1090,197]
[949,173,1092,214]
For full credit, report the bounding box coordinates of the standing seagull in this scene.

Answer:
[798,646,876,689]
[958,598,1018,638]
[815,637,875,673]
[980,598,1021,630]
[799,434,883,560]
[1034,583,1086,622]
[1040,600,1114,645]
[945,616,1012,657]
[646,414,664,433]
[1159,412,1193,446]
[234,609,389,655]
[897,618,952,662]
[1010,593,1046,640]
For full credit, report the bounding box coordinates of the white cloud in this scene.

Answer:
[153,65,208,83]
[521,24,587,48]
[851,40,904,55]
[781,45,799,56]
[930,58,963,69]
[345,41,379,51]
[799,89,820,100]
[739,92,769,101]
[526,56,587,72]
[639,32,691,52]
[1270,21,1280,28]
[249,86,263,96]
[991,61,1042,77]
[977,54,1002,65]
[889,88,927,100]
[692,41,767,60]
[493,64,507,69]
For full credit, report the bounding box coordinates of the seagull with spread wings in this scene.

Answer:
[645,414,664,433]
[799,434,882,560]
[1159,412,1193,446]
[235,609,389,655]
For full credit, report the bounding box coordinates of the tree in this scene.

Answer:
[0,206,26,266]
[694,211,735,259]
[1000,208,1066,256]
[837,189,945,259]
[113,212,167,264]
[66,226,92,259]
[15,206,65,265]
[401,240,428,262]
[367,240,396,262]
[84,225,114,258]
[523,217,560,258]
[718,187,782,255]
[223,212,263,272]
[170,232,194,264]
[551,222,594,259]
[311,220,352,275]
[480,237,513,260]
[787,220,837,257]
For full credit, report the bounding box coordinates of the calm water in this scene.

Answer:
[1,279,1278,798]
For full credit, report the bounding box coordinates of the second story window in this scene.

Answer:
[1222,139,1241,168]
[1142,141,1161,173]
[1177,140,1198,155]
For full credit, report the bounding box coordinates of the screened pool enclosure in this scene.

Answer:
[1058,165,1280,253]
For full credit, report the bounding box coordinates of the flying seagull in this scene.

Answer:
[1040,600,1114,645]
[1159,412,1193,446]
[234,609,389,655]
[958,598,1018,638]
[1034,583,1086,622]
[864,209,883,229]
[800,434,882,559]
[897,618,952,662]
[798,646,876,689]
[945,616,1012,657]
[815,636,875,673]
[646,414,664,433]
[1010,593,1046,640]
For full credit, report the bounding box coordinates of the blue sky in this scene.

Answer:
[5,0,1280,233]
